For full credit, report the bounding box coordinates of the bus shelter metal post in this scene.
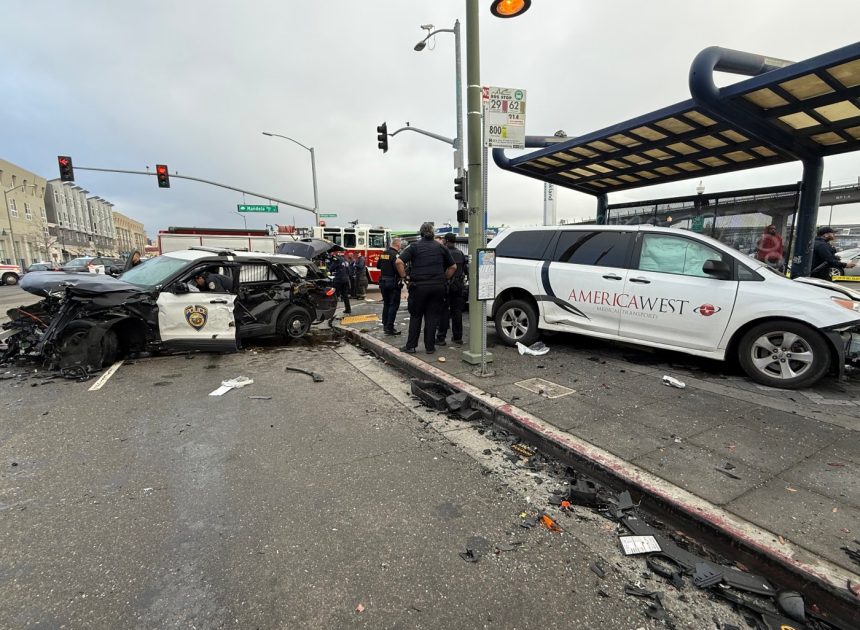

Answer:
[790,158,824,278]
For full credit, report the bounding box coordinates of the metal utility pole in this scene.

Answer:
[262,132,320,226]
[462,0,491,366]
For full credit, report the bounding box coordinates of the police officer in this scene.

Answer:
[354,253,368,298]
[436,232,467,346]
[395,223,456,354]
[189,269,233,292]
[328,253,352,315]
[377,238,403,335]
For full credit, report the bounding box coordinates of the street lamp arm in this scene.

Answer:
[389,126,455,146]
[415,26,456,49]
[262,132,312,152]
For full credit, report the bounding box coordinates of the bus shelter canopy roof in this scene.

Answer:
[494,43,860,196]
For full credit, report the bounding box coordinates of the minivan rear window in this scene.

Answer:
[553,231,631,268]
[494,230,555,260]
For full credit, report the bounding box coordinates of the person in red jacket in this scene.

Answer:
[755,225,784,269]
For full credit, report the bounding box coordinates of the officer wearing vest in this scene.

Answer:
[436,232,467,346]
[376,238,403,335]
[395,223,457,354]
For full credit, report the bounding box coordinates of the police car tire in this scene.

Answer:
[494,299,539,347]
[737,320,830,389]
[2,273,18,285]
[278,306,312,339]
[57,321,118,368]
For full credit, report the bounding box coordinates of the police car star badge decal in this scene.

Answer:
[184,305,209,331]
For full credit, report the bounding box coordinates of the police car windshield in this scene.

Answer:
[119,255,192,289]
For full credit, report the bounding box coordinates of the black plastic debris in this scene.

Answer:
[715,467,742,480]
[693,562,723,588]
[285,366,324,382]
[519,514,540,529]
[775,590,805,622]
[445,391,469,411]
[459,549,480,563]
[841,542,860,567]
[590,562,606,579]
[457,407,483,421]
[567,477,600,506]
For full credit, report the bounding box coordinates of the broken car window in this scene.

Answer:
[119,254,194,289]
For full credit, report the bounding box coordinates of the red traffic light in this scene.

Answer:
[155,164,170,188]
[58,155,74,182]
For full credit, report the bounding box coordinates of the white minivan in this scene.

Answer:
[488,225,860,389]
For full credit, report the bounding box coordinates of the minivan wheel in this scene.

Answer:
[278,306,313,340]
[494,299,538,347]
[737,320,830,389]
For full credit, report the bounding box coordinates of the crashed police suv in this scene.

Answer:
[2,248,337,370]
[488,225,860,389]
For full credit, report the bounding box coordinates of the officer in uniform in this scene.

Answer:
[328,253,352,315]
[376,238,403,335]
[189,269,233,292]
[395,223,456,354]
[436,232,467,346]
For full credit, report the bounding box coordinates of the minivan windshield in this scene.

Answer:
[119,254,190,289]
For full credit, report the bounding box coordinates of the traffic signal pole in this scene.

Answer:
[69,165,316,214]
[462,0,491,366]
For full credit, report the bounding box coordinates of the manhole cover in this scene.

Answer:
[515,377,575,399]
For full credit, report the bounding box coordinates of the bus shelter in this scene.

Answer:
[493,42,860,277]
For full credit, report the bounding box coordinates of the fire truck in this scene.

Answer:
[305,224,391,283]
[157,226,278,254]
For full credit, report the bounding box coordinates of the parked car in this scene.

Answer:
[25,262,61,273]
[61,256,125,275]
[1,263,22,285]
[487,225,860,389]
[3,248,337,369]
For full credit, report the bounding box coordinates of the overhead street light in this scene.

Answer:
[490,0,531,18]
[262,131,320,227]
[413,20,466,235]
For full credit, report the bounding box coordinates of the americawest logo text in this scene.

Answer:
[568,289,691,315]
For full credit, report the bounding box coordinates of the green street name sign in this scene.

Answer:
[319,213,337,218]
[237,204,278,213]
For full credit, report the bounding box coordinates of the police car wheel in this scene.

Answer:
[494,299,539,347]
[278,306,312,339]
[2,273,18,286]
[738,320,830,389]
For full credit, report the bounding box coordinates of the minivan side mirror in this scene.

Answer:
[703,259,731,279]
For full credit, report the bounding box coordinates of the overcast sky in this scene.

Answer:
[3,1,859,238]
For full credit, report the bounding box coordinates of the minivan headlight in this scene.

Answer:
[832,297,860,312]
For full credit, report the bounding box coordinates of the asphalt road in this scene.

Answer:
[0,335,748,628]
[0,285,32,324]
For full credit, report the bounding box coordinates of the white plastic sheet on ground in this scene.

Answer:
[209,376,254,396]
[516,341,550,356]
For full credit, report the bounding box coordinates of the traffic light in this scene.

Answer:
[58,156,74,182]
[457,208,467,223]
[377,122,388,153]
[156,164,170,188]
[454,173,468,202]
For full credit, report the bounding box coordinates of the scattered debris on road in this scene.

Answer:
[662,375,686,389]
[209,376,254,396]
[284,366,324,382]
[516,341,550,356]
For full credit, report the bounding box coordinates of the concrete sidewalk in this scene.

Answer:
[337,289,860,609]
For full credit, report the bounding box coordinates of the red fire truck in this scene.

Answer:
[309,224,390,283]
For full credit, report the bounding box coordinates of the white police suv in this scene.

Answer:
[488,225,860,389]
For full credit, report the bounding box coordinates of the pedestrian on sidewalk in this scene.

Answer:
[436,233,467,346]
[811,226,855,280]
[346,253,357,298]
[328,253,352,315]
[396,222,457,355]
[355,253,368,298]
[377,238,403,335]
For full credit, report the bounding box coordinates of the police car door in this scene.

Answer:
[542,229,634,336]
[618,233,737,351]
[156,265,239,352]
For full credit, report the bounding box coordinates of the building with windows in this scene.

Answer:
[0,158,51,266]
[112,211,147,255]
[44,180,120,260]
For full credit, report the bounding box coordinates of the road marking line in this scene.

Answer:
[88,360,124,391]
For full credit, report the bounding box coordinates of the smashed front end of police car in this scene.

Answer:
[1,272,158,371]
